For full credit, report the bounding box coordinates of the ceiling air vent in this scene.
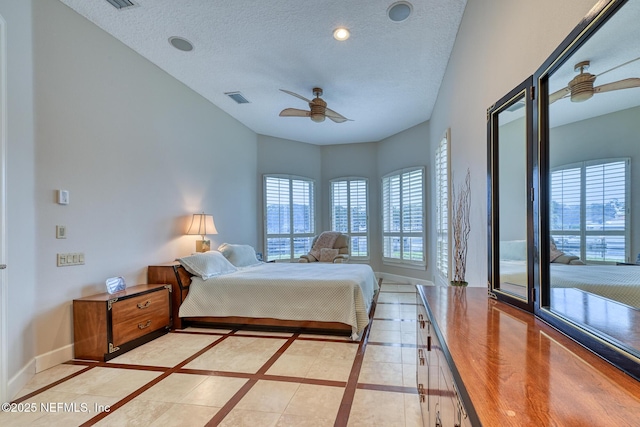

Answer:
[106,0,136,9]
[225,92,250,104]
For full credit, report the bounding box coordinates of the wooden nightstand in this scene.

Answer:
[73,284,172,361]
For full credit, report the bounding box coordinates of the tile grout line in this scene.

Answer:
[333,279,381,427]
[79,330,238,426]
[204,333,299,426]
[10,365,96,403]
[9,281,423,425]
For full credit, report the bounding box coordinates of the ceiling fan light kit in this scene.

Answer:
[279,87,351,123]
[549,58,640,104]
[568,61,595,102]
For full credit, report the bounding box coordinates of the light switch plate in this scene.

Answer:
[56,225,66,239]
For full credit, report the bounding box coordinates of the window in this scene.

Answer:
[382,167,425,266]
[550,158,629,263]
[264,175,315,261]
[330,178,369,259]
[435,132,450,281]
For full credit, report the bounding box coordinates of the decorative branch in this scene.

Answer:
[451,168,471,285]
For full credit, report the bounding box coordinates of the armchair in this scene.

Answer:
[299,232,350,263]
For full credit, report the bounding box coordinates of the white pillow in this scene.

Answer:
[177,251,237,280]
[218,243,262,267]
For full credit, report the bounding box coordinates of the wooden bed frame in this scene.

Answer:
[147,262,377,336]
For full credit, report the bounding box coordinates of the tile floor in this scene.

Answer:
[1,281,422,426]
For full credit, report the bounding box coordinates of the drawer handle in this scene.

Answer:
[427,335,432,352]
[138,320,152,330]
[137,300,151,309]
[418,313,423,321]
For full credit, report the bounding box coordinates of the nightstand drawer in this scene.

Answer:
[73,284,172,361]
[112,290,169,325]
[112,308,170,346]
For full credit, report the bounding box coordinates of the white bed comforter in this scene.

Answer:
[499,260,640,308]
[179,262,379,338]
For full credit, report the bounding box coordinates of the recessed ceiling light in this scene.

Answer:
[387,1,413,22]
[168,36,194,52]
[333,27,350,41]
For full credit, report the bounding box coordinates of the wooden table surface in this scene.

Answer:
[418,286,640,426]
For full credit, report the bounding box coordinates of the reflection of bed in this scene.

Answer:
[148,262,379,339]
[500,260,640,308]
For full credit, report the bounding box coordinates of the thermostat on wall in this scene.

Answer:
[57,190,69,205]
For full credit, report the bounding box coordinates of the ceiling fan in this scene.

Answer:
[279,88,351,123]
[549,59,640,104]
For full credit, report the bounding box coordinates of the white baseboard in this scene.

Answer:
[376,272,434,287]
[35,344,74,373]
[7,343,74,400]
[8,357,35,400]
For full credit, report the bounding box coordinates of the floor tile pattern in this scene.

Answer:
[2,279,422,426]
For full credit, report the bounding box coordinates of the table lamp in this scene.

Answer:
[186,213,218,252]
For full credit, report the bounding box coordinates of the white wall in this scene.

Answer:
[0,0,37,393]
[7,0,259,396]
[428,0,598,286]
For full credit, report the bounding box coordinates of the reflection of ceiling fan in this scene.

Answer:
[279,88,351,123]
[549,59,640,104]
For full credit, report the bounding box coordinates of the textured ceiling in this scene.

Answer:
[58,0,467,145]
[547,0,640,128]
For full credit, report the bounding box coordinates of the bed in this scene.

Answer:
[499,260,640,309]
[147,246,379,339]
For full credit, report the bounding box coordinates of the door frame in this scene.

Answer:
[0,13,8,403]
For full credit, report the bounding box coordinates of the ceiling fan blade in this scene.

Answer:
[549,86,570,104]
[279,89,313,104]
[594,78,640,93]
[595,56,640,78]
[325,108,351,123]
[279,108,310,118]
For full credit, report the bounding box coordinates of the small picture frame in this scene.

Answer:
[106,276,126,294]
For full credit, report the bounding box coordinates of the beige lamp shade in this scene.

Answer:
[186,213,218,252]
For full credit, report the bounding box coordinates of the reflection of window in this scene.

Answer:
[264,175,315,261]
[382,167,425,266]
[435,134,449,281]
[330,178,369,259]
[550,158,629,263]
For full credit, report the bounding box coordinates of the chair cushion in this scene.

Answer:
[320,248,339,262]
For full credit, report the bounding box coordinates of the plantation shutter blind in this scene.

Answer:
[331,181,348,233]
[436,137,449,278]
[382,168,425,265]
[550,158,628,263]
[330,178,369,258]
[264,175,315,261]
